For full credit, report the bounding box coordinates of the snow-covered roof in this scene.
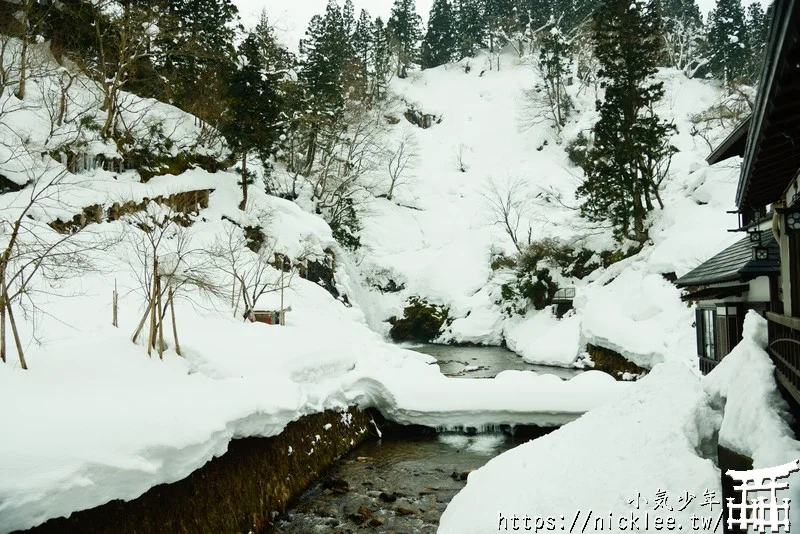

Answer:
[674,231,779,288]
[706,116,749,165]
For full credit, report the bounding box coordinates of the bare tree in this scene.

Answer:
[481,175,533,253]
[689,87,754,152]
[384,132,416,200]
[62,0,162,140]
[453,143,472,173]
[125,203,218,358]
[207,218,304,320]
[0,145,113,369]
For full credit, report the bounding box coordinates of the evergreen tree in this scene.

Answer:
[373,16,392,100]
[705,0,748,86]
[576,0,676,243]
[299,1,354,115]
[343,0,357,36]
[744,1,769,82]
[353,9,375,80]
[454,0,486,58]
[155,0,240,109]
[531,26,572,132]
[225,33,283,209]
[660,0,703,72]
[298,0,361,172]
[421,0,458,68]
[387,0,424,77]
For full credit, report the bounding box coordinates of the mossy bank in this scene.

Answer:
[21,408,374,534]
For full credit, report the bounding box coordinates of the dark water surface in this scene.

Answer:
[273,432,528,533]
[274,345,572,533]
[415,344,581,379]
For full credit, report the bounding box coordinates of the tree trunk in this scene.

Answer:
[16,0,33,102]
[0,266,6,364]
[156,274,164,359]
[132,301,151,344]
[16,39,28,100]
[4,280,26,370]
[147,260,158,356]
[169,287,181,356]
[239,151,248,211]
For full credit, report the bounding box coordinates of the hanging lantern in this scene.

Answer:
[753,245,770,261]
[784,192,800,235]
[786,207,800,234]
[748,228,762,243]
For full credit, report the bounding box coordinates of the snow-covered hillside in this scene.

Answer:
[346,52,742,369]
[0,28,788,534]
[0,42,638,533]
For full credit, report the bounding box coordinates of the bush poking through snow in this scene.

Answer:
[585,343,649,380]
[388,297,449,342]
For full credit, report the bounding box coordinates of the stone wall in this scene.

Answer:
[23,408,373,534]
[585,343,649,380]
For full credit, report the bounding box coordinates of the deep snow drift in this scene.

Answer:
[0,167,627,533]
[439,313,800,533]
[0,34,782,534]
[0,42,632,531]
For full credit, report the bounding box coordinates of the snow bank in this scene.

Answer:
[703,311,800,529]
[439,363,722,534]
[0,210,629,534]
[345,369,627,429]
[504,309,582,367]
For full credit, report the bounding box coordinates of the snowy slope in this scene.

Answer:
[438,310,800,534]
[0,43,634,533]
[344,53,741,369]
[0,25,770,534]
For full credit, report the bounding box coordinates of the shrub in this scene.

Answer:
[389,297,449,342]
[566,131,590,168]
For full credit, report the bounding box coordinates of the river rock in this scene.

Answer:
[324,478,350,494]
[379,491,398,502]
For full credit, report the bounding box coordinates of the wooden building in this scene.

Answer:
[728,0,800,414]
[675,230,779,374]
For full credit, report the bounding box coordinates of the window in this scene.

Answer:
[702,309,716,359]
[696,305,744,364]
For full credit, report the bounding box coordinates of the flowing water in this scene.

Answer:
[273,345,578,533]
[415,344,581,379]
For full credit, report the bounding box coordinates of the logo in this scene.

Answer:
[726,460,799,533]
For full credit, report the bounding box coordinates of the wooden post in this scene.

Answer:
[131,302,151,344]
[147,259,158,357]
[3,279,26,370]
[112,279,118,327]
[169,287,181,356]
[157,274,164,359]
[280,263,285,326]
[0,265,6,364]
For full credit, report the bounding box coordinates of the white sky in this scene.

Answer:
[234,0,431,48]
[235,0,771,51]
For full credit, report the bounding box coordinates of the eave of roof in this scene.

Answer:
[674,231,780,288]
[680,284,750,302]
[706,117,750,165]
[736,0,800,210]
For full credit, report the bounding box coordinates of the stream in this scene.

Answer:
[273,345,578,533]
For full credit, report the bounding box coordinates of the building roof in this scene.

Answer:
[674,231,780,288]
[736,0,800,210]
[706,117,750,165]
[680,284,750,302]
